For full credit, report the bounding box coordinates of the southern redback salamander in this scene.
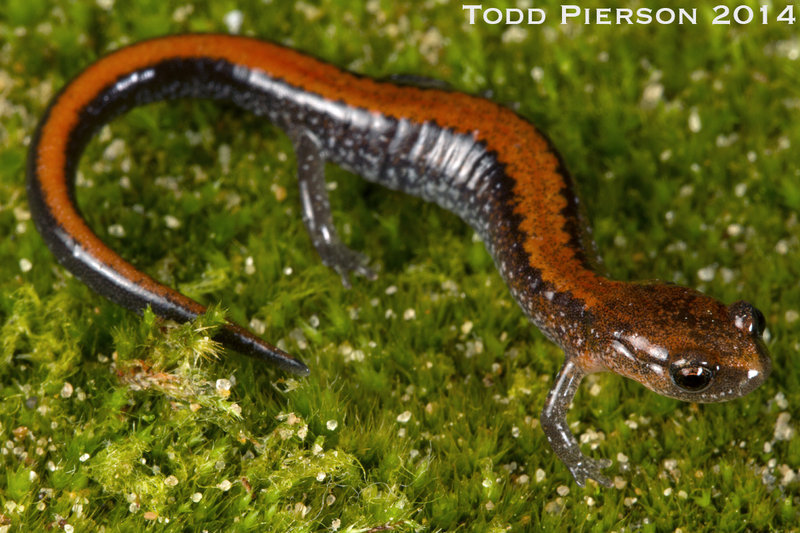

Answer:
[26,34,771,486]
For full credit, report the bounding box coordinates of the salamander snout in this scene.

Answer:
[664,299,771,402]
[604,285,771,403]
[724,300,771,391]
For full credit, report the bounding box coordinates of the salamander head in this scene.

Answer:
[600,283,771,403]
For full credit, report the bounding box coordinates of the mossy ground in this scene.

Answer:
[1,0,799,531]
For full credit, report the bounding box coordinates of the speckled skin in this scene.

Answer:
[26,35,771,486]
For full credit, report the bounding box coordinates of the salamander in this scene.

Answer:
[26,34,771,486]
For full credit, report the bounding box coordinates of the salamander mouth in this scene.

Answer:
[694,358,770,403]
[695,385,749,403]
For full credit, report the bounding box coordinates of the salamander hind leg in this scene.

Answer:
[541,360,613,487]
[290,129,377,287]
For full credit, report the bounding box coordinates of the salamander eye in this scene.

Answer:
[728,301,766,337]
[670,361,715,393]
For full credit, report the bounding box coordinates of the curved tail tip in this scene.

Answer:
[288,359,311,377]
[269,347,310,376]
[219,325,311,376]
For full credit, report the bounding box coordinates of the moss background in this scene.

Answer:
[1,0,798,531]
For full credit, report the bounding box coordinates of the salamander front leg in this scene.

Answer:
[290,129,377,287]
[541,359,612,487]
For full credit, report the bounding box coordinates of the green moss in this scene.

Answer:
[1,0,798,530]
